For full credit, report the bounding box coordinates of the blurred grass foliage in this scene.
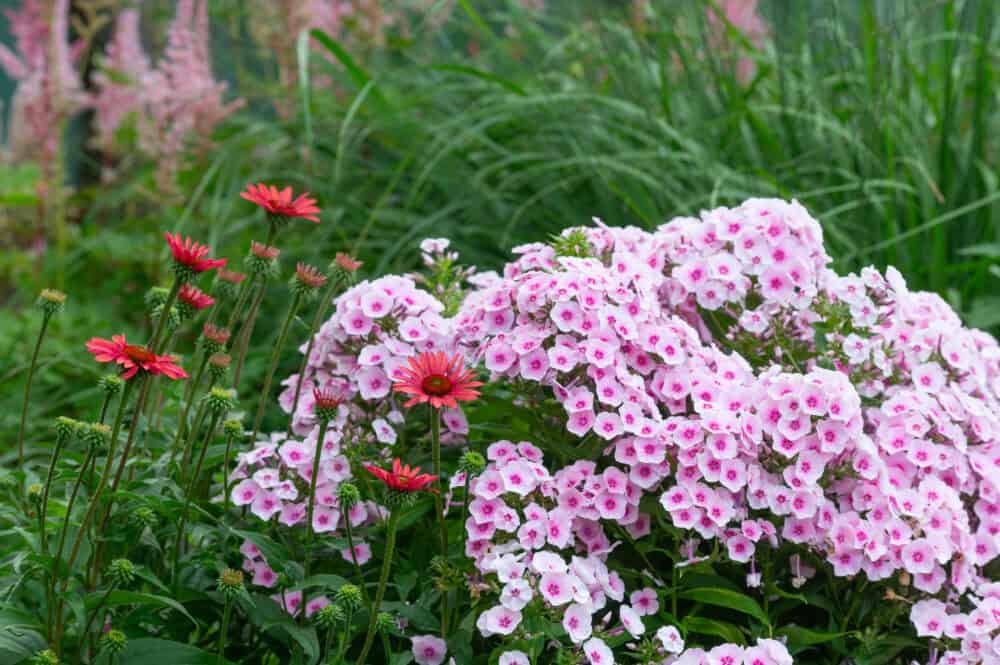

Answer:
[2,0,999,446]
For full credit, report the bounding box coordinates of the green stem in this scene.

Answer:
[17,312,52,465]
[81,584,114,645]
[381,631,392,665]
[336,607,354,665]
[38,431,67,554]
[323,625,336,663]
[233,280,268,388]
[55,377,140,646]
[174,376,217,479]
[343,518,370,611]
[251,293,302,443]
[225,275,255,332]
[98,391,113,424]
[222,430,239,514]
[430,409,448,638]
[287,276,344,434]
[171,351,210,463]
[172,412,221,590]
[149,279,182,354]
[302,418,329,616]
[355,511,399,665]
[217,596,232,665]
[54,445,96,573]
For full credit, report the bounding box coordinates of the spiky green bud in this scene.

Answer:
[218,568,245,599]
[145,286,170,310]
[204,386,235,417]
[335,584,363,611]
[101,629,127,654]
[131,506,157,529]
[55,416,79,444]
[375,611,396,634]
[336,482,360,510]
[245,242,280,278]
[151,303,180,332]
[26,483,43,503]
[458,451,487,476]
[207,353,230,382]
[37,289,66,317]
[313,603,344,630]
[107,558,136,587]
[30,649,59,665]
[223,419,243,440]
[99,374,124,396]
[82,423,111,451]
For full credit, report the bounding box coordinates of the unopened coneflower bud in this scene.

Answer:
[99,374,124,396]
[207,353,231,381]
[291,262,327,298]
[218,568,245,598]
[214,269,247,299]
[312,387,340,424]
[330,253,362,283]
[313,603,344,630]
[30,649,59,665]
[204,386,235,416]
[201,323,231,354]
[375,611,396,634]
[336,482,360,509]
[55,416,79,444]
[83,423,111,451]
[27,483,43,503]
[335,584,362,611]
[37,289,66,317]
[246,241,281,278]
[223,419,244,440]
[145,286,170,310]
[458,451,486,476]
[101,629,127,654]
[177,283,215,320]
[151,303,181,332]
[131,506,157,529]
[107,558,136,587]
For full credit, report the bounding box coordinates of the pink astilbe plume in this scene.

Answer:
[92,0,244,190]
[706,0,769,84]
[91,9,153,153]
[0,0,88,166]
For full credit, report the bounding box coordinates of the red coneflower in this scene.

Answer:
[86,334,188,380]
[178,283,215,311]
[334,252,363,273]
[364,458,438,493]
[202,323,231,346]
[312,386,342,423]
[392,351,482,409]
[164,232,226,276]
[240,183,320,223]
[216,269,246,285]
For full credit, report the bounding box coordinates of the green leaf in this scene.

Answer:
[681,616,745,644]
[112,638,235,665]
[0,604,45,664]
[678,587,769,626]
[229,529,289,570]
[309,29,386,109]
[86,590,197,626]
[778,625,854,651]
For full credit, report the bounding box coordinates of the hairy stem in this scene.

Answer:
[17,312,52,465]
[251,293,302,442]
[355,511,399,665]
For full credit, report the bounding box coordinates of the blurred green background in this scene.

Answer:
[2,0,999,450]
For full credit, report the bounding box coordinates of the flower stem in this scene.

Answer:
[343,517,371,611]
[356,511,399,665]
[98,391,114,424]
[222,428,239,514]
[286,275,344,434]
[302,418,329,616]
[233,279,268,388]
[38,430,67,554]
[335,606,354,665]
[17,311,52,465]
[148,279,182,354]
[81,584,115,643]
[172,411,220,590]
[171,351,210,463]
[430,409,449,638]
[173,375,217,479]
[251,293,302,443]
[225,275,255,332]
[217,595,232,665]
[55,376,141,645]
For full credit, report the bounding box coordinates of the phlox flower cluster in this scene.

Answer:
[227,430,382,549]
[238,539,334,618]
[278,275,469,446]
